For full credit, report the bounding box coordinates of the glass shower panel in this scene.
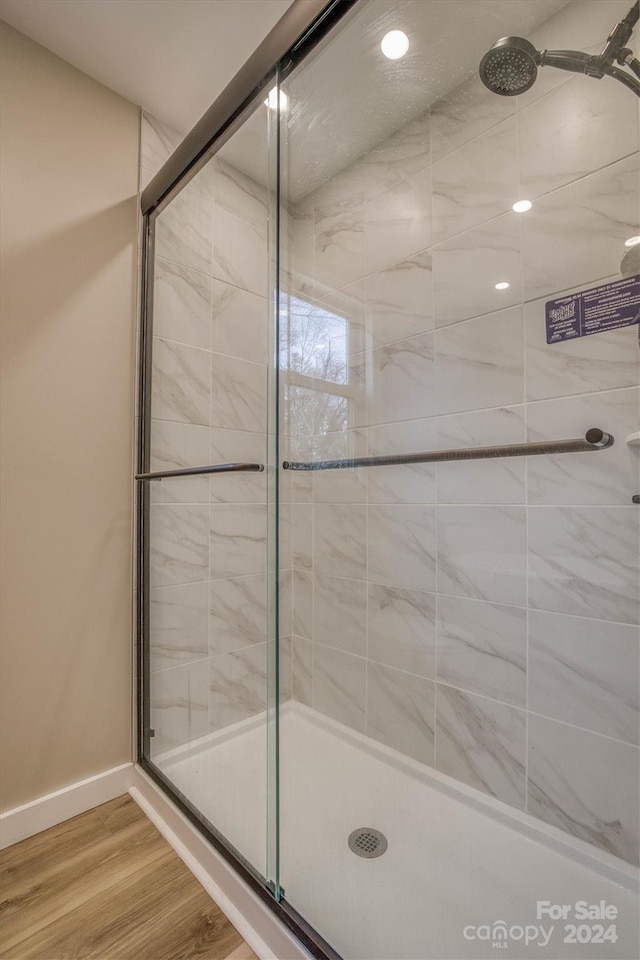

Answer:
[280,1,640,957]
[144,98,276,882]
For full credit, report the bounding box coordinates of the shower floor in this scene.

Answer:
[156,703,639,960]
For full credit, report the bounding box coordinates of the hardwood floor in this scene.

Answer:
[0,795,259,960]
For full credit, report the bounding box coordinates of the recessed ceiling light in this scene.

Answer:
[381,30,409,60]
[512,199,532,213]
[624,235,640,247]
[264,88,288,111]
[495,281,510,290]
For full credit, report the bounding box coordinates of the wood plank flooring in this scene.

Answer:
[0,795,259,960]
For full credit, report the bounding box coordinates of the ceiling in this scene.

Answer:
[0,0,294,134]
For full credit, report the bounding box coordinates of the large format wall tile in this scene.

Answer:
[279,635,292,702]
[313,162,365,232]
[365,168,431,275]
[209,504,267,579]
[432,117,518,244]
[212,206,268,297]
[151,338,210,426]
[368,583,436,679]
[437,596,526,708]
[150,581,209,672]
[210,353,266,432]
[359,332,434,426]
[436,685,526,808]
[368,505,436,592]
[293,569,313,640]
[436,406,526,504]
[437,505,526,606]
[292,502,313,570]
[318,280,367,356]
[519,74,639,198]
[435,307,524,416]
[211,158,268,232]
[366,251,433,349]
[314,575,366,656]
[528,506,639,624]
[150,503,209,588]
[313,504,367,579]
[154,257,211,349]
[314,204,366,293]
[292,635,313,707]
[529,610,640,744]
[141,112,182,175]
[432,213,522,326]
[528,714,640,866]
[367,662,435,765]
[210,574,267,655]
[526,387,640,505]
[522,155,639,302]
[155,186,213,275]
[151,660,209,754]
[209,643,267,731]
[313,644,366,733]
[211,280,267,365]
[279,569,293,640]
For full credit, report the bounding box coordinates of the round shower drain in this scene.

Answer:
[348,827,388,859]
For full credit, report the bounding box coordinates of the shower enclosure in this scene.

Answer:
[136,1,640,957]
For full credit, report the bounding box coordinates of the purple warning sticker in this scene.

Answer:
[545,275,640,345]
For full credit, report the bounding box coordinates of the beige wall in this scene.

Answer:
[0,22,139,811]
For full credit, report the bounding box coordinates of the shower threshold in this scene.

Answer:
[154,703,638,960]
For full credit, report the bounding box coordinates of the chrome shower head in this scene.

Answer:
[479,37,540,96]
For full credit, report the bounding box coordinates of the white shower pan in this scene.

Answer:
[156,702,639,960]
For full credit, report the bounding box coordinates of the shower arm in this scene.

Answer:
[536,1,640,96]
[535,49,640,95]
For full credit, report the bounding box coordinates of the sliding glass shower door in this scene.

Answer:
[138,94,280,889]
[278,1,639,958]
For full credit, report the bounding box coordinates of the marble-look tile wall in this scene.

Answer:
[140,113,284,757]
[285,0,640,866]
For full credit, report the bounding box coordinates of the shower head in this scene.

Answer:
[479,37,539,96]
[479,2,640,98]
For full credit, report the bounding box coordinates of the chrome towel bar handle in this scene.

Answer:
[135,462,264,481]
[282,429,614,472]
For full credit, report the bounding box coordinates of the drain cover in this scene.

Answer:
[348,827,388,859]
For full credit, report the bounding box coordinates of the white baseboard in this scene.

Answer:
[0,762,134,850]
[130,766,309,960]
